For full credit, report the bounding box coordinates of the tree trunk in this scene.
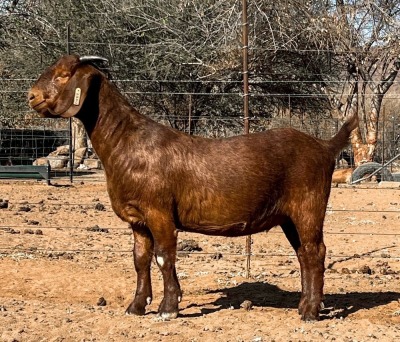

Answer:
[357,56,400,164]
[72,118,87,150]
[340,80,368,167]
[365,94,382,162]
[351,94,381,166]
[350,127,368,166]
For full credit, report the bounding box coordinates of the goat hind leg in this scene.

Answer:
[126,224,154,316]
[296,232,326,321]
[281,220,307,315]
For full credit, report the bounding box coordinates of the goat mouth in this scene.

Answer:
[30,100,47,111]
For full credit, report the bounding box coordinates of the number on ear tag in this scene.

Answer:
[73,88,81,106]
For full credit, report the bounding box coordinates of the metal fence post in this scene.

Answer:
[382,106,385,176]
[242,0,251,279]
[67,24,74,183]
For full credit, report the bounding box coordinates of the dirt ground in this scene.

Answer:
[0,176,399,342]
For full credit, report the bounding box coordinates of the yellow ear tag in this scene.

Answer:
[73,88,81,105]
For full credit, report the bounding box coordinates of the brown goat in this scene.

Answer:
[28,55,358,321]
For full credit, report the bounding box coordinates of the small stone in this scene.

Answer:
[240,300,253,311]
[23,229,35,234]
[94,203,105,211]
[62,253,74,260]
[3,228,19,234]
[0,200,9,209]
[341,268,350,274]
[27,220,40,225]
[97,297,107,306]
[87,225,109,233]
[380,268,396,275]
[177,239,202,252]
[211,252,223,260]
[359,265,372,274]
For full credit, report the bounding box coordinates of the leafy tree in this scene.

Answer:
[320,0,400,164]
[1,0,399,164]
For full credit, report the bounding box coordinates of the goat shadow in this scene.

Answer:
[181,282,400,319]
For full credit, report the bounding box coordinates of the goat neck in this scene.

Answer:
[76,74,151,167]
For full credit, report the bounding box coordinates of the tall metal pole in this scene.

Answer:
[242,0,250,135]
[392,116,395,173]
[188,94,193,135]
[67,25,73,183]
[242,0,251,279]
[382,105,385,178]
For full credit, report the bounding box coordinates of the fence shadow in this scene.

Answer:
[181,281,400,319]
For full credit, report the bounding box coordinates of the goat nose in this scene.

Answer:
[28,89,42,104]
[28,90,36,101]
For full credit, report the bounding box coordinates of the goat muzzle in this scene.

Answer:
[28,89,46,110]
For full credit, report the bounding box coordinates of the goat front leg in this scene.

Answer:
[126,224,154,316]
[150,218,182,320]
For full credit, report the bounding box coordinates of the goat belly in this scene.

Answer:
[180,221,250,237]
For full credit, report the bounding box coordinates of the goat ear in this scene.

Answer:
[51,66,94,118]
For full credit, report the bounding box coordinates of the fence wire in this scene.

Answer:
[1,202,399,260]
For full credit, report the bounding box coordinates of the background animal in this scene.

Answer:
[28,55,359,321]
[332,168,354,184]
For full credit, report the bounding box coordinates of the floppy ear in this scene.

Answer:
[51,66,95,118]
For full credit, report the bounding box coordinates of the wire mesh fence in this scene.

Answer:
[0,109,398,180]
[0,187,399,266]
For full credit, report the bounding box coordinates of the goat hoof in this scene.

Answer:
[298,297,307,316]
[300,305,320,322]
[155,311,178,321]
[301,313,319,322]
[125,302,146,316]
[298,297,321,321]
[158,296,179,320]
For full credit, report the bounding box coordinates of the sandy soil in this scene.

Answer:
[0,176,399,342]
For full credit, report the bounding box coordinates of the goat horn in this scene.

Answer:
[79,55,108,63]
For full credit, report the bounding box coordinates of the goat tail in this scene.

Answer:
[328,113,359,156]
